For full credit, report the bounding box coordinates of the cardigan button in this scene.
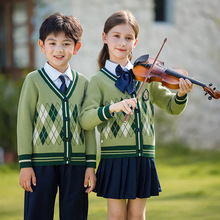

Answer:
[135,108,140,113]
[66,138,69,142]
[65,117,69,121]
[137,128,141,132]
[138,149,142,153]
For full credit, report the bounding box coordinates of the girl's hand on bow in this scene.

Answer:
[109,98,137,115]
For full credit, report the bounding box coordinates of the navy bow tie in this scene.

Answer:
[115,65,136,94]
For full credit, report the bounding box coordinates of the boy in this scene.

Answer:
[17,12,96,220]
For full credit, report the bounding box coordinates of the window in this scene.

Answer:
[154,0,173,23]
[0,0,34,74]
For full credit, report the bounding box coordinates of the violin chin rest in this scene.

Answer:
[133,54,149,67]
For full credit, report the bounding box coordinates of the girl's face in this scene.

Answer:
[38,31,81,73]
[102,23,138,67]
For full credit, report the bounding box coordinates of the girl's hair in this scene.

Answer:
[39,12,83,45]
[98,10,139,70]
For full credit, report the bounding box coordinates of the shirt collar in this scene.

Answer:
[44,62,73,81]
[105,60,133,76]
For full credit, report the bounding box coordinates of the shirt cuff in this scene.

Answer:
[175,93,187,105]
[19,155,32,168]
[86,155,96,168]
[98,104,115,121]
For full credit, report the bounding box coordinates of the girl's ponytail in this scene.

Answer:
[98,44,109,70]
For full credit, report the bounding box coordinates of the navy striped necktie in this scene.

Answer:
[59,75,67,93]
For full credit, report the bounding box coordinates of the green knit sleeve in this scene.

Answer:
[151,82,187,115]
[85,129,97,168]
[17,73,38,168]
[79,75,114,130]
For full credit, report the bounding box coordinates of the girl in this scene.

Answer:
[79,10,193,220]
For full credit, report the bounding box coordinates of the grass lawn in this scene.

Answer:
[0,145,220,219]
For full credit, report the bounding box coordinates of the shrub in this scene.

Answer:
[0,73,24,151]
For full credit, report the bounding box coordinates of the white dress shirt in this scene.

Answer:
[44,62,72,89]
[104,60,133,76]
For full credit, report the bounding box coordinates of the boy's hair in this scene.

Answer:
[39,12,83,44]
[98,10,139,70]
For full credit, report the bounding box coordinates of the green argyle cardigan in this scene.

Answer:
[17,68,96,168]
[79,67,187,159]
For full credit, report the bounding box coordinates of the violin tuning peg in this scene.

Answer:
[205,92,208,96]
[209,83,213,87]
[208,96,212,100]
[213,87,216,91]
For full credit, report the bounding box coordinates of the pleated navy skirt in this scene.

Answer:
[93,157,162,199]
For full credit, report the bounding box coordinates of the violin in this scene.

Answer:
[124,38,220,123]
[132,54,220,100]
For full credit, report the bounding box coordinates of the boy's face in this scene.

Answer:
[38,31,81,73]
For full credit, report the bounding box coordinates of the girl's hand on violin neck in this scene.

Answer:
[109,98,137,114]
[177,78,193,97]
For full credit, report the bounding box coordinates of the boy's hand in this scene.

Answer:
[109,98,137,115]
[84,168,96,194]
[178,78,193,97]
[19,167,36,192]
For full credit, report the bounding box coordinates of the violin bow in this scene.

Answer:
[124,38,168,123]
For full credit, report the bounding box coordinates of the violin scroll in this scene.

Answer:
[204,84,220,100]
